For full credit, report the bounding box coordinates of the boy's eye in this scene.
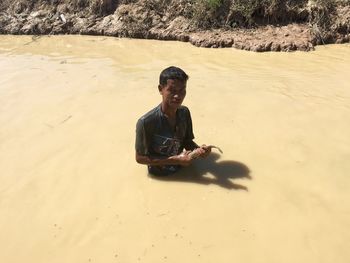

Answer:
[169,89,185,94]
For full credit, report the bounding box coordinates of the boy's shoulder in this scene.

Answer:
[178,105,190,113]
[177,105,191,120]
[139,104,161,124]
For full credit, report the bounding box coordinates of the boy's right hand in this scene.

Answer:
[173,150,192,166]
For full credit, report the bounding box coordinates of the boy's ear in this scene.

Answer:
[158,84,163,93]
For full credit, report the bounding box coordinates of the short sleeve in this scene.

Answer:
[135,118,149,155]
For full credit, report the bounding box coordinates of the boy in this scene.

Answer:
[135,66,211,176]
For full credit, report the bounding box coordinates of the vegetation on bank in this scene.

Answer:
[0,0,349,46]
[1,1,348,25]
[191,0,349,39]
[1,1,349,24]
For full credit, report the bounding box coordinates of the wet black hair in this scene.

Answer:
[159,66,189,86]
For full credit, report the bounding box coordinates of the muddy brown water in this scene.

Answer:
[1,35,350,263]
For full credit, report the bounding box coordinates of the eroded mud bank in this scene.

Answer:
[0,0,349,51]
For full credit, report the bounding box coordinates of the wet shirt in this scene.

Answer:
[135,104,195,175]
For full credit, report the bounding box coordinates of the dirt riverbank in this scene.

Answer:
[0,0,349,51]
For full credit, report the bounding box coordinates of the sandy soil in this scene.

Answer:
[1,35,350,262]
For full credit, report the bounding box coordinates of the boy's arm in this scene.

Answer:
[184,140,211,158]
[135,151,193,166]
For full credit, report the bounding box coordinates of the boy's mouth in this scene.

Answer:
[172,99,182,104]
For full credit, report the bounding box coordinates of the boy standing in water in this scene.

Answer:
[135,66,211,175]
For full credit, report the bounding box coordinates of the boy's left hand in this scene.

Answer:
[199,144,211,158]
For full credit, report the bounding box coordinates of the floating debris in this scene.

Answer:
[60,115,72,124]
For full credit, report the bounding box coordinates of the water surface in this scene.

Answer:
[1,35,350,263]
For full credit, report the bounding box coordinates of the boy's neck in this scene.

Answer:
[161,102,177,119]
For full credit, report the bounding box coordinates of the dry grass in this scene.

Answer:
[0,0,119,14]
[189,0,347,29]
[308,0,338,42]
[192,0,311,28]
[0,0,347,30]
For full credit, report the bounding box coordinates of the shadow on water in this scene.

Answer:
[150,153,252,191]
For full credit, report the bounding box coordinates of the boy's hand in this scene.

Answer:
[198,144,211,158]
[173,150,193,166]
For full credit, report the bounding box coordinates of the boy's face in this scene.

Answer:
[159,79,187,110]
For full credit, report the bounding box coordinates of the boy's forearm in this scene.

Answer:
[136,153,180,166]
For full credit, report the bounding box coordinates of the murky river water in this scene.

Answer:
[1,35,349,263]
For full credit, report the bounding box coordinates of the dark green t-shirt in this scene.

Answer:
[135,104,195,175]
